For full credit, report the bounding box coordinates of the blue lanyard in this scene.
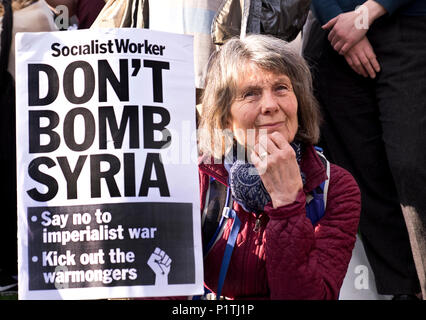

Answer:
[216,203,241,299]
[201,183,242,300]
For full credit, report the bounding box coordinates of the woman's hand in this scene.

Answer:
[251,132,303,208]
[344,36,380,78]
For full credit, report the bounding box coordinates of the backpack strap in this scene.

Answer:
[305,147,330,225]
[216,202,240,299]
[198,179,240,300]
[316,148,330,209]
[201,177,230,257]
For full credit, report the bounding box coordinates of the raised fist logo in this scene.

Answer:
[147,247,172,286]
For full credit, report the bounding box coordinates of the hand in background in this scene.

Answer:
[343,36,380,78]
[322,10,368,55]
[322,1,387,55]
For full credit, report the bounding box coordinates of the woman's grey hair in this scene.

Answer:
[198,34,321,159]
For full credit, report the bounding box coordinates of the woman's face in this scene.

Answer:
[228,62,299,147]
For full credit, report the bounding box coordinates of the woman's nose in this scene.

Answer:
[260,91,279,114]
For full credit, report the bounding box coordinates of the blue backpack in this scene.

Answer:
[198,148,330,299]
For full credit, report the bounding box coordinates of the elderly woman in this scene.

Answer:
[197,34,360,299]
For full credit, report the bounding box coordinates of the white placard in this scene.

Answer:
[15,28,203,300]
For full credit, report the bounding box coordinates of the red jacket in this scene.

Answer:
[199,145,361,299]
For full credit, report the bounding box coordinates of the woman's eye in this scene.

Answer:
[243,90,258,99]
[276,85,289,92]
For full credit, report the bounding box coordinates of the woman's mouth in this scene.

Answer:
[257,121,285,131]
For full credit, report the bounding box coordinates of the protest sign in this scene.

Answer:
[15,28,203,300]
